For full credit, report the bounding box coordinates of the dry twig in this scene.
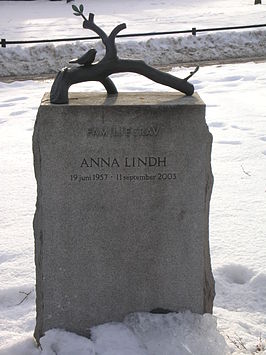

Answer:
[226,334,248,351]
[16,290,33,306]
[241,164,251,176]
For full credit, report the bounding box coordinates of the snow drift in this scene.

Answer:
[1,29,266,77]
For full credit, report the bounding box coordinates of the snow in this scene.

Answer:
[0,0,266,76]
[0,1,266,354]
[0,313,229,355]
[0,61,266,355]
[2,29,266,76]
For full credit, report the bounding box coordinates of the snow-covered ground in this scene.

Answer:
[0,61,266,355]
[0,1,266,354]
[0,0,266,75]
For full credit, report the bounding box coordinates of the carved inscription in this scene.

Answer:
[69,124,176,184]
[80,156,167,168]
[87,126,160,137]
[70,173,177,183]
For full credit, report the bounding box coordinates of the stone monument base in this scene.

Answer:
[33,92,215,342]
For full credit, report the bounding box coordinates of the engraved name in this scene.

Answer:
[87,126,160,137]
[80,156,167,168]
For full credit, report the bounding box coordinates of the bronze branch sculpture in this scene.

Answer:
[50,5,199,104]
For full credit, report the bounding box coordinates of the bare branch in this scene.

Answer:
[107,23,127,59]
[50,10,196,104]
[100,77,118,94]
[109,23,126,42]
[184,66,199,81]
[83,13,109,47]
[50,59,194,104]
[82,13,123,61]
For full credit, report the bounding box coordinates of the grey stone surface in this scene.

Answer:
[33,92,215,342]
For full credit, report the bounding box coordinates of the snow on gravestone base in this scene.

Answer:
[33,92,215,342]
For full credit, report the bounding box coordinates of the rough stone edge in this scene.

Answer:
[32,107,44,344]
[203,118,215,313]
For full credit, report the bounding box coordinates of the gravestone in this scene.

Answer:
[33,92,215,342]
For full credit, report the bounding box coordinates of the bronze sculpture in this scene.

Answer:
[50,5,198,104]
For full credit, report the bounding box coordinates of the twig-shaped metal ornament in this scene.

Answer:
[50,5,198,104]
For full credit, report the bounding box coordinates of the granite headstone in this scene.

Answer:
[33,92,215,342]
